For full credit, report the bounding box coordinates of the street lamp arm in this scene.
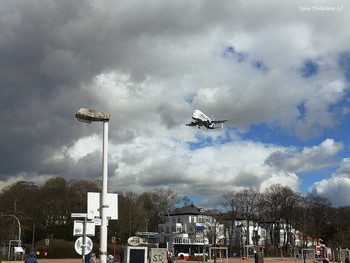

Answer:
[5,214,21,247]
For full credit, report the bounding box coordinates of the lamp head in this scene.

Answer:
[75,108,111,123]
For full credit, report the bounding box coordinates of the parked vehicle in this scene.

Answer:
[177,252,189,259]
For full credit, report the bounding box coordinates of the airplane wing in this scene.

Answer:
[212,120,228,124]
[186,121,199,126]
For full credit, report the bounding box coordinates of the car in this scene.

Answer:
[177,252,208,259]
[177,252,189,259]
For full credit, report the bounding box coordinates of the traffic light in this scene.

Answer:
[0,212,3,219]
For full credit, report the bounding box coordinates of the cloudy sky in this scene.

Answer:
[1,0,350,207]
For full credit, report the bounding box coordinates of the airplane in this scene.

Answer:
[186,109,228,129]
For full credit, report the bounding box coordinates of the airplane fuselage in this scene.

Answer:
[192,110,214,129]
[186,109,227,129]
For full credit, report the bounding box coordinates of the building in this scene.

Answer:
[157,205,225,257]
[157,205,303,258]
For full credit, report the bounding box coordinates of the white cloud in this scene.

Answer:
[1,0,350,206]
[309,158,350,206]
[104,134,311,203]
[265,139,343,173]
[67,134,101,161]
[309,175,350,207]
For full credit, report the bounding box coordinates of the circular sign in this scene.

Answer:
[75,236,93,255]
[127,236,143,246]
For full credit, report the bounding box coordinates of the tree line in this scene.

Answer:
[0,177,350,255]
[222,186,350,254]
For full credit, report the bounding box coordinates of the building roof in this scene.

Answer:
[168,205,205,216]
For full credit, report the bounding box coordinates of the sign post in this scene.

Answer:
[71,213,91,263]
[75,236,93,256]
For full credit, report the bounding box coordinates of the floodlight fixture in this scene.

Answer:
[75,108,110,123]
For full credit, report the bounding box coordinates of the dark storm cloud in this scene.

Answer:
[0,1,105,181]
[1,0,350,207]
[0,0,204,182]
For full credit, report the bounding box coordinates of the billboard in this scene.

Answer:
[87,192,118,220]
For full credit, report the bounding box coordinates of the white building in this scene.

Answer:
[157,205,301,258]
[158,205,225,257]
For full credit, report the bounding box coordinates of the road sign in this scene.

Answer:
[71,213,88,218]
[93,218,102,226]
[128,236,143,246]
[74,236,93,255]
[87,192,118,219]
[73,220,95,236]
[150,248,167,263]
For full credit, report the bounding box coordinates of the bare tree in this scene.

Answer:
[223,191,239,255]
[68,179,101,213]
[223,188,261,253]
[39,177,70,227]
[151,187,178,220]
[204,209,225,246]
[305,194,332,243]
[260,184,301,254]
[0,181,39,244]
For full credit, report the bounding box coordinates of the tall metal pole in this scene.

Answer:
[100,121,109,263]
[8,215,21,247]
[6,214,21,261]
[32,219,36,250]
[82,217,87,263]
[75,108,110,263]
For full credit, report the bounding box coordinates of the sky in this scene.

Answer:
[1,0,350,207]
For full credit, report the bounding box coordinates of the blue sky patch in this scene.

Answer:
[243,122,321,148]
[187,134,214,150]
[185,92,196,105]
[338,52,350,82]
[296,101,307,120]
[301,59,319,78]
[187,130,234,150]
[223,46,268,73]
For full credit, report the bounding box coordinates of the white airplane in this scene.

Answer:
[186,109,228,129]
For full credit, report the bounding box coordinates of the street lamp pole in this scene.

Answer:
[100,120,109,263]
[6,214,21,246]
[75,108,111,263]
